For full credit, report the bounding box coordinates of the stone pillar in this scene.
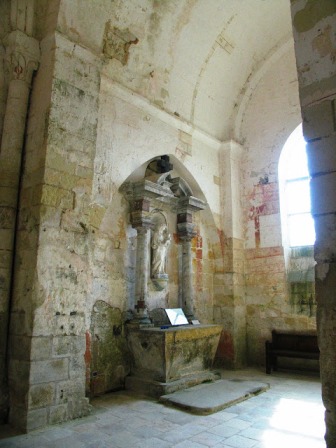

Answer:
[177,197,206,320]
[0,30,39,423]
[290,2,336,446]
[216,141,246,368]
[180,237,194,319]
[130,198,152,324]
[134,226,151,321]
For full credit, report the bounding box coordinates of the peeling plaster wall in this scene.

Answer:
[240,44,316,365]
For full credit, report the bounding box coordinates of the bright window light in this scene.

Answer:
[262,398,325,447]
[279,124,315,247]
[288,214,316,247]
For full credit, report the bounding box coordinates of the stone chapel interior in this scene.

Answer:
[0,1,335,446]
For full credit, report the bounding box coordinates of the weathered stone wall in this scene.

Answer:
[240,44,316,365]
[0,1,10,140]
[0,0,61,426]
[7,26,101,429]
[5,21,227,430]
[0,1,13,424]
[290,1,336,445]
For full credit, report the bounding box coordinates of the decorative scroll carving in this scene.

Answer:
[4,31,40,85]
[6,50,38,84]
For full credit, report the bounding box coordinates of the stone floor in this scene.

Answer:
[0,369,325,448]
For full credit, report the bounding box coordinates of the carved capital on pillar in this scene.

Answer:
[177,215,196,240]
[130,199,152,229]
[176,196,206,240]
[4,30,40,85]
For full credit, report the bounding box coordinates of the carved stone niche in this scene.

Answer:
[120,155,206,323]
[150,210,170,291]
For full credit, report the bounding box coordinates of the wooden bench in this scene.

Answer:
[265,330,319,374]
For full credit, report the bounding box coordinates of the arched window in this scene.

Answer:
[279,124,315,248]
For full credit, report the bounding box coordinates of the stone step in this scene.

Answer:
[159,378,270,415]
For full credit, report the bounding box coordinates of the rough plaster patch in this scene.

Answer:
[103,22,138,65]
[293,1,336,33]
[176,129,192,156]
[312,25,336,61]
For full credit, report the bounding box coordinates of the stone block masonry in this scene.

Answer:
[6,31,101,431]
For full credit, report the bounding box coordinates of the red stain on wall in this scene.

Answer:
[196,233,202,260]
[196,258,203,292]
[173,232,179,244]
[215,330,234,363]
[248,182,279,248]
[254,215,260,248]
[192,232,203,292]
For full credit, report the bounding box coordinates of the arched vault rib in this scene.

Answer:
[190,16,236,124]
[233,34,294,142]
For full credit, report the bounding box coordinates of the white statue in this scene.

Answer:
[151,224,171,277]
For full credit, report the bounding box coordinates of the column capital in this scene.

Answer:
[4,30,40,85]
[176,196,205,240]
[129,198,153,229]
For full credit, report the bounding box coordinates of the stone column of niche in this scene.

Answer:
[0,30,39,423]
[177,196,206,321]
[130,198,152,326]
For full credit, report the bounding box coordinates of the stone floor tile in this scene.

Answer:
[42,436,87,448]
[160,429,189,444]
[225,417,252,430]
[75,431,111,444]
[100,430,142,448]
[190,431,225,446]
[258,428,325,448]
[221,434,257,448]
[34,427,74,442]
[178,423,206,437]
[95,422,128,435]
[0,369,325,448]
[163,411,198,425]
[134,436,172,448]
[190,415,224,429]
[130,424,163,439]
[0,435,50,448]
[148,418,180,433]
[239,426,266,441]
[0,442,17,448]
[86,442,115,448]
[208,423,240,438]
[173,440,208,448]
[210,411,238,422]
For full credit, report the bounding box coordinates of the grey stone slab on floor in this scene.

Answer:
[159,379,270,415]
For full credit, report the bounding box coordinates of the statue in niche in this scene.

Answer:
[151,224,171,277]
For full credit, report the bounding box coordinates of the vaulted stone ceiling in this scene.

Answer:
[55,0,294,142]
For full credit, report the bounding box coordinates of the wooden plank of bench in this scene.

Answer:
[265,330,319,374]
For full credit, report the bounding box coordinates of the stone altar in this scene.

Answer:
[126,324,222,397]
